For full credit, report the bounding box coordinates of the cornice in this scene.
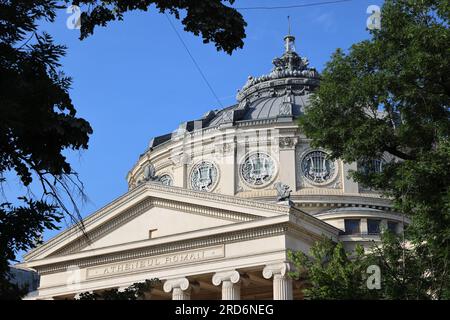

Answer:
[142,183,291,214]
[288,206,341,236]
[316,210,409,223]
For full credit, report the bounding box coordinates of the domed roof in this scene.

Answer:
[207,94,311,128]
[148,34,319,150]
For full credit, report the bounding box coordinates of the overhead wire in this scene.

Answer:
[235,0,352,11]
[165,13,224,108]
[164,0,353,108]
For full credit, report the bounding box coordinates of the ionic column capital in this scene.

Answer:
[163,277,191,300]
[212,270,242,300]
[163,277,190,292]
[212,270,241,286]
[263,263,293,300]
[262,262,291,279]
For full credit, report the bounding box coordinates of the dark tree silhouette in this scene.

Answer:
[299,0,449,299]
[76,279,160,300]
[73,0,247,55]
[0,0,246,299]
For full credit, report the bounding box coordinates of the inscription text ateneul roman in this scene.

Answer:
[86,245,224,279]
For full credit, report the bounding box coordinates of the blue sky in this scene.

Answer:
[7,0,384,259]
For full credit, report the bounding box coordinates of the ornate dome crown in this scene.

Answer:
[236,34,319,105]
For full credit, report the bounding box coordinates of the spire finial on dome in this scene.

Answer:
[284,16,295,52]
[288,15,291,35]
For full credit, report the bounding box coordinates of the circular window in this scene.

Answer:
[358,159,384,174]
[159,174,173,186]
[240,152,276,187]
[190,161,219,191]
[301,150,336,184]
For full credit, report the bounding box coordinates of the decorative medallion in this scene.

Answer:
[359,158,384,174]
[190,161,219,191]
[300,150,336,184]
[159,174,173,186]
[240,152,276,187]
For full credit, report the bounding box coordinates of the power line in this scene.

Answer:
[164,14,223,108]
[236,0,352,10]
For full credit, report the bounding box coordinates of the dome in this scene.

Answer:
[146,34,319,150]
[204,94,310,128]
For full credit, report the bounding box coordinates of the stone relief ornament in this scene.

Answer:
[301,150,336,184]
[143,163,157,181]
[359,158,385,175]
[222,110,234,123]
[358,158,385,191]
[331,180,342,189]
[136,163,158,185]
[240,153,276,187]
[215,143,233,156]
[278,137,295,149]
[190,161,218,191]
[159,174,173,186]
[279,94,294,116]
[274,182,291,201]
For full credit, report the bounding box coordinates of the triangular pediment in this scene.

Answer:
[24,183,290,261]
[81,205,236,252]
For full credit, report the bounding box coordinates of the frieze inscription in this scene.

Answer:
[86,245,225,279]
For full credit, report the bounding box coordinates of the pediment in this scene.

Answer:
[80,204,236,252]
[24,183,290,261]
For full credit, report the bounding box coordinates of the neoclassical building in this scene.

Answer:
[19,34,406,300]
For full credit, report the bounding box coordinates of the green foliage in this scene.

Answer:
[0,198,62,299]
[368,231,438,299]
[76,279,160,300]
[0,0,92,299]
[0,0,246,299]
[299,0,450,299]
[289,232,446,300]
[288,238,378,300]
[72,0,247,54]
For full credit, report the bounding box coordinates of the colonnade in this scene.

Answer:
[163,263,293,300]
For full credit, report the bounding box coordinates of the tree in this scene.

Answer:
[288,233,437,300]
[0,0,246,299]
[288,238,378,300]
[0,199,61,300]
[0,0,92,299]
[76,279,160,300]
[299,0,449,299]
[73,0,246,55]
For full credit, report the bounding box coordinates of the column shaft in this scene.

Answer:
[172,287,190,300]
[222,280,240,300]
[273,274,293,300]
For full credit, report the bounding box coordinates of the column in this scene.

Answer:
[163,278,191,300]
[263,263,293,300]
[212,270,241,300]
